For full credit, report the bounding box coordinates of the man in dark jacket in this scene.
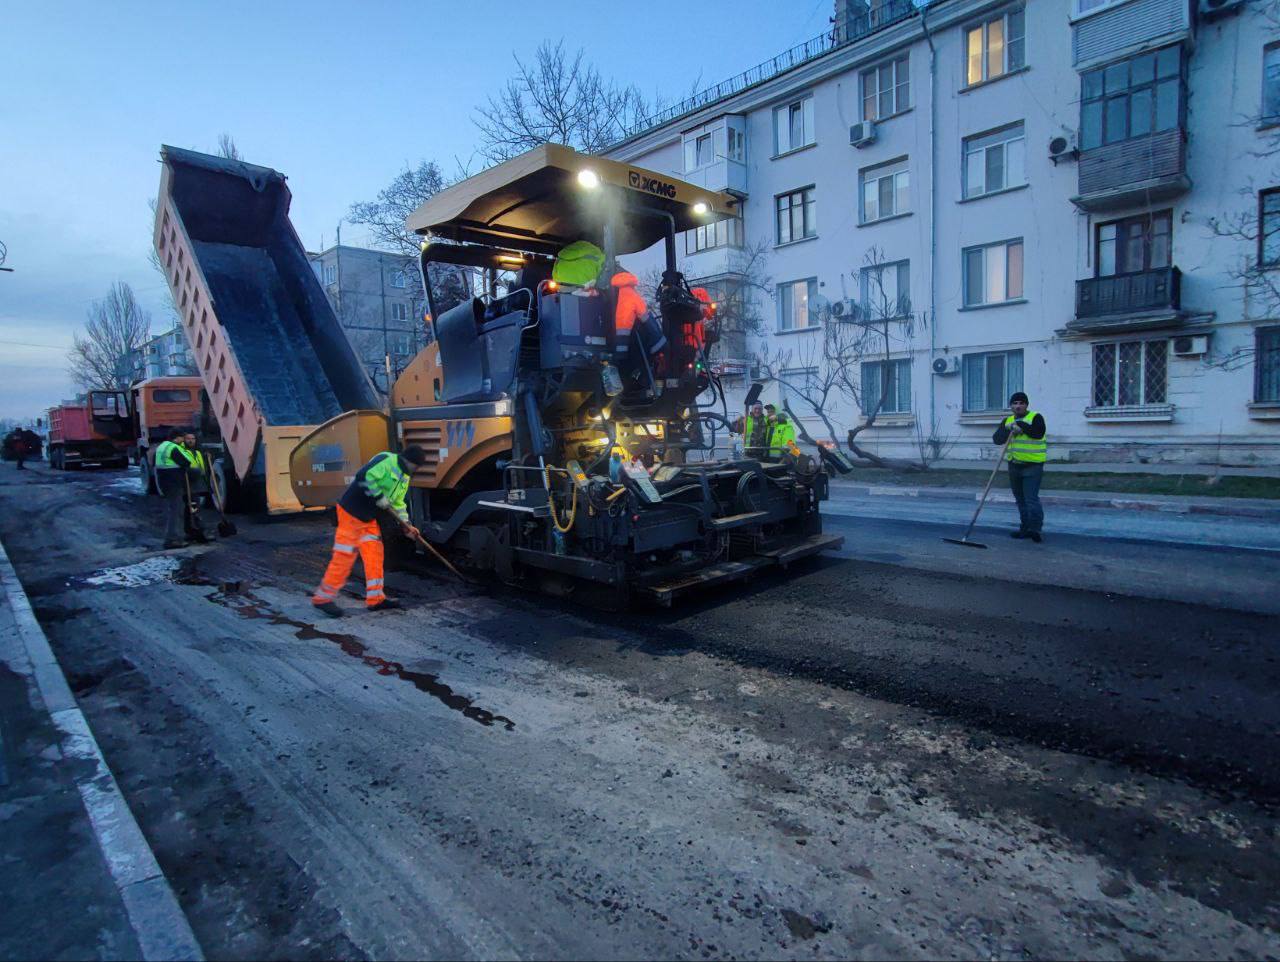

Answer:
[992,392,1047,542]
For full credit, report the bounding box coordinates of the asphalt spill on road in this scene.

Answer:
[170,564,517,730]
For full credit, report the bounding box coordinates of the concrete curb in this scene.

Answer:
[827,483,1280,521]
[0,538,204,962]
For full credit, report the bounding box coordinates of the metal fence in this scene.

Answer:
[617,0,923,142]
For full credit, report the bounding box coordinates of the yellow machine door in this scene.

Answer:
[288,410,391,508]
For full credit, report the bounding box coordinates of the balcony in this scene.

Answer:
[1069,266,1183,333]
[1072,130,1190,212]
[682,159,748,198]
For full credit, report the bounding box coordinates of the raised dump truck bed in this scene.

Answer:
[153,146,378,512]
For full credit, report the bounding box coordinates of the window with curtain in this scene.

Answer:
[861,55,910,121]
[965,7,1025,86]
[1080,46,1182,151]
[962,350,1024,412]
[774,96,815,154]
[963,239,1024,306]
[861,359,912,414]
[1092,340,1168,407]
[860,158,910,223]
[858,261,911,319]
[777,278,818,331]
[963,123,1026,198]
[1095,211,1171,277]
[776,188,816,244]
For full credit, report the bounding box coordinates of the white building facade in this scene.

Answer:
[129,326,197,381]
[607,0,1280,466]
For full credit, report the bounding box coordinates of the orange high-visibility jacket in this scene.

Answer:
[612,271,647,336]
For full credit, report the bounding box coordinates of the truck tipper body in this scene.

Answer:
[152,146,379,512]
[46,391,132,470]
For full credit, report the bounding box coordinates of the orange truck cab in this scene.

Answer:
[131,376,215,491]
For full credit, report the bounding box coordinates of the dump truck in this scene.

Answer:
[129,375,219,493]
[46,391,132,470]
[152,146,380,513]
[291,144,842,605]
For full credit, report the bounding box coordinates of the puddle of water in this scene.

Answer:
[176,566,515,730]
[81,556,181,589]
[104,476,145,498]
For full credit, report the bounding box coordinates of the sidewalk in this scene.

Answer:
[827,474,1280,521]
[0,539,202,960]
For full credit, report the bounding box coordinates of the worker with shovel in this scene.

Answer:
[993,392,1047,542]
[154,429,203,549]
[311,446,428,617]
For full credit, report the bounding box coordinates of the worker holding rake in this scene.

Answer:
[992,392,1048,542]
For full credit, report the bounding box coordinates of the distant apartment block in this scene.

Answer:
[608,0,1280,467]
[129,326,196,381]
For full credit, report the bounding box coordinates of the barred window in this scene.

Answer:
[861,359,912,414]
[1092,340,1167,407]
[963,350,1023,412]
[1257,327,1280,402]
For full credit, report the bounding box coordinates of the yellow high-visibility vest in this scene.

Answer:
[1004,410,1047,463]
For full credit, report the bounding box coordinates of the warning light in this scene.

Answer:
[547,280,558,292]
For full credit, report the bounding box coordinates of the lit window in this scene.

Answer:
[861,55,910,121]
[1092,340,1168,407]
[861,359,912,414]
[963,239,1024,306]
[1080,46,1182,150]
[965,8,1025,86]
[963,123,1026,198]
[777,278,818,331]
[774,95,815,155]
[860,157,910,223]
[963,350,1024,412]
[775,188,816,244]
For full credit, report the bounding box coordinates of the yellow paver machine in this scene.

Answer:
[291,144,842,605]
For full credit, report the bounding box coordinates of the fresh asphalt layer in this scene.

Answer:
[0,463,1276,960]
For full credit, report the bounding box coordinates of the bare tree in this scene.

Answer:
[348,161,448,259]
[1204,0,1280,371]
[755,248,929,470]
[474,40,657,162]
[68,282,152,390]
[217,132,242,160]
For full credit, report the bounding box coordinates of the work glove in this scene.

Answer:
[375,496,392,512]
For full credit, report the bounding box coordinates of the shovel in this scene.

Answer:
[206,464,238,537]
[943,433,1014,549]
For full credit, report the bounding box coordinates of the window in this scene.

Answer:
[1260,189,1280,268]
[966,8,1025,86]
[963,350,1024,411]
[774,95,815,154]
[776,188,816,244]
[390,270,407,289]
[859,261,911,318]
[1080,46,1182,151]
[777,278,818,331]
[780,367,820,411]
[727,126,745,162]
[1096,211,1171,276]
[392,333,413,357]
[390,302,409,322]
[963,123,1026,198]
[1265,44,1280,124]
[684,132,714,171]
[963,239,1024,306]
[860,158,910,223]
[862,359,912,414]
[686,216,744,255]
[1257,327,1280,402]
[861,55,910,121]
[152,389,193,403]
[323,264,337,285]
[1092,340,1168,407]
[1075,0,1119,14]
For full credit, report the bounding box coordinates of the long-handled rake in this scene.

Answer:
[943,433,1014,549]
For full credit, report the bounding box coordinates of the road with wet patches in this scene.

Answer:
[2,463,1277,960]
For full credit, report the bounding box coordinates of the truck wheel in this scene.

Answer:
[211,458,257,514]
[139,457,158,495]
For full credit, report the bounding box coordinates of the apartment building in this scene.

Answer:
[607,0,1280,466]
[308,244,424,393]
[128,326,197,381]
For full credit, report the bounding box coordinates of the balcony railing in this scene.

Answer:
[1075,266,1181,319]
[1074,129,1190,211]
[615,0,923,143]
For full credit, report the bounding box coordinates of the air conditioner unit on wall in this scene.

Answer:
[828,298,857,320]
[849,121,877,148]
[932,356,961,375]
[1049,134,1079,164]
[1199,0,1245,20]
[1172,334,1210,357]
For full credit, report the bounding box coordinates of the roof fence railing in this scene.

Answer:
[617,0,924,142]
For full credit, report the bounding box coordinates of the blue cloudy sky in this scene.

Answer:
[0,0,836,419]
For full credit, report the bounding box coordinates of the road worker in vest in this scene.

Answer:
[180,432,211,543]
[992,391,1048,542]
[739,401,769,458]
[154,429,199,549]
[312,446,428,617]
[768,410,797,459]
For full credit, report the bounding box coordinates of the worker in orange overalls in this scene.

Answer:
[312,446,427,617]
[612,270,647,342]
[688,287,713,351]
